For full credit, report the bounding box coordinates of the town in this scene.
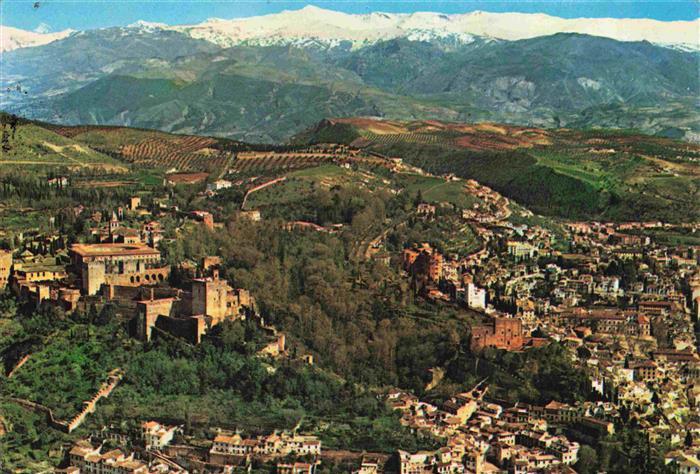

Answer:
[1,124,699,474]
[2,0,700,470]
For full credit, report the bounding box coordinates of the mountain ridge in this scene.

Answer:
[1,22,698,142]
[2,5,698,52]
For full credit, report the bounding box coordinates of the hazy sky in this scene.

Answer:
[2,0,698,32]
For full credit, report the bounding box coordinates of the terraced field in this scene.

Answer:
[51,126,232,173]
[356,131,456,147]
[119,136,229,171]
[327,118,553,152]
[232,151,338,173]
[231,149,390,174]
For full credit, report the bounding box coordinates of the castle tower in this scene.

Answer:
[109,211,120,236]
[83,261,106,296]
[0,249,12,289]
[136,297,175,341]
[192,275,230,324]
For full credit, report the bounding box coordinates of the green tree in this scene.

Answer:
[575,445,599,474]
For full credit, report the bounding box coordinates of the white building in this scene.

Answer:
[142,421,177,449]
[466,283,486,310]
[206,180,233,193]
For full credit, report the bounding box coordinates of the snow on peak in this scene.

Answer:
[173,6,475,48]
[299,5,326,13]
[169,6,700,50]
[127,20,168,31]
[2,7,698,53]
[0,25,73,52]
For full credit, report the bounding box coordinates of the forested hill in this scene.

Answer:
[297,118,700,222]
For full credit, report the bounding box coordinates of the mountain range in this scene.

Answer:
[1,6,698,142]
[3,6,699,51]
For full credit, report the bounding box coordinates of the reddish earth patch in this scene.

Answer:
[49,125,125,138]
[330,118,553,151]
[74,180,138,188]
[165,172,209,184]
[328,117,407,134]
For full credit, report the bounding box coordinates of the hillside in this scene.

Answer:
[48,124,241,174]
[0,25,73,52]
[2,23,698,142]
[1,26,218,99]
[0,115,249,179]
[297,118,700,222]
[5,113,698,223]
[336,35,699,131]
[0,116,127,173]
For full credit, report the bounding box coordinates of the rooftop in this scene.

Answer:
[70,243,160,258]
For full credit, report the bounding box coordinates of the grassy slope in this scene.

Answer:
[51,72,445,143]
[395,174,481,209]
[0,400,73,472]
[245,164,387,210]
[0,124,128,173]
[1,325,126,420]
[246,164,484,213]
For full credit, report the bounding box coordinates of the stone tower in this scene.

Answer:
[0,249,12,289]
[83,261,106,296]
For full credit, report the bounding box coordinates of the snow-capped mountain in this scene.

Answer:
[169,6,699,49]
[126,20,170,32]
[172,7,483,48]
[3,6,698,52]
[0,25,73,52]
[1,5,697,143]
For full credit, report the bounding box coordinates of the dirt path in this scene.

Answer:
[241,176,287,210]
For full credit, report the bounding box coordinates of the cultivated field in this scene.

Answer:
[120,136,229,171]
[394,174,483,209]
[232,151,338,173]
[324,118,553,151]
[231,148,389,174]
[52,126,232,173]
